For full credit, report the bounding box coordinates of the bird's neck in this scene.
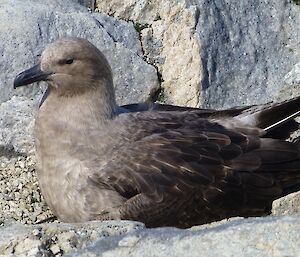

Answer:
[39,84,117,131]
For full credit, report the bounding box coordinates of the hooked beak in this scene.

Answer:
[14,63,52,89]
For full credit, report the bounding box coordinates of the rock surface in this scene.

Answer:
[0,221,145,256]
[194,0,300,108]
[96,0,202,107]
[96,0,300,108]
[272,191,300,216]
[74,0,95,9]
[1,216,300,256]
[0,96,37,156]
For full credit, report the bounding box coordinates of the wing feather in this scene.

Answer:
[85,110,300,227]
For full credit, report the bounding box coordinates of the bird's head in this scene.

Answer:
[14,37,114,97]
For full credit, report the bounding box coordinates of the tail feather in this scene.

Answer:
[254,138,300,163]
[257,139,300,196]
[264,120,299,139]
[237,96,300,135]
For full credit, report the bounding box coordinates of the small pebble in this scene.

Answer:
[50,244,61,255]
[0,155,54,225]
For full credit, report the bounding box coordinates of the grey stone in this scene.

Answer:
[284,62,300,87]
[95,0,300,108]
[91,13,143,57]
[95,0,167,24]
[96,0,203,107]
[69,216,300,256]
[1,216,300,256]
[0,96,37,156]
[190,0,300,108]
[74,0,95,9]
[272,191,300,215]
[0,221,145,256]
[276,62,300,101]
[0,0,158,155]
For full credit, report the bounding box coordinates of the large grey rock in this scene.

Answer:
[277,61,300,101]
[96,0,300,108]
[272,191,300,215]
[1,216,300,256]
[192,0,300,108]
[0,0,159,155]
[0,221,145,256]
[0,97,37,156]
[96,0,202,107]
[74,0,95,9]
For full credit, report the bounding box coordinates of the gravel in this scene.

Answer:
[0,155,54,225]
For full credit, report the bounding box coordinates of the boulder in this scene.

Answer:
[0,216,300,256]
[96,0,202,107]
[272,191,300,215]
[96,0,300,108]
[74,0,95,9]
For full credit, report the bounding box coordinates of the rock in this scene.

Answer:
[0,216,300,256]
[74,0,95,9]
[277,62,300,101]
[95,0,164,24]
[0,0,159,155]
[0,155,53,225]
[91,13,143,57]
[152,4,201,107]
[272,191,300,215]
[0,96,37,156]
[96,0,202,107]
[96,0,300,108]
[194,0,300,108]
[284,62,300,87]
[0,221,145,256]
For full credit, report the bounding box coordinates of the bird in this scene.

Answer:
[14,37,300,228]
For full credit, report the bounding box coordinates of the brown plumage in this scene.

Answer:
[14,37,300,228]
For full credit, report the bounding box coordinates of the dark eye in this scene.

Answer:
[65,58,74,65]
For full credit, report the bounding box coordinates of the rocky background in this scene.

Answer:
[0,0,300,256]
